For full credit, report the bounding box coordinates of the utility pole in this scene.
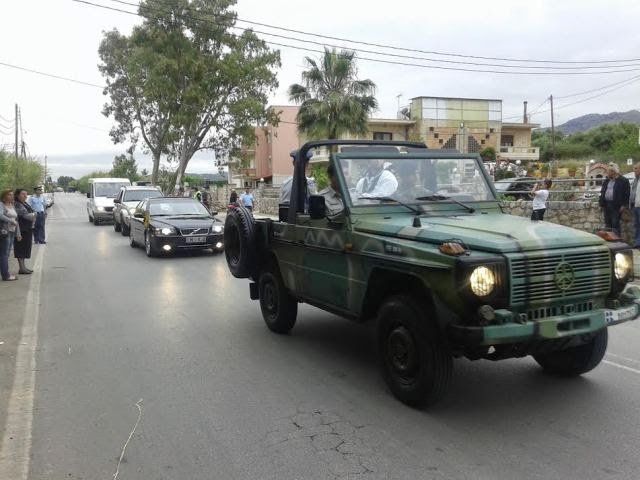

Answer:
[549,94,556,174]
[14,104,18,160]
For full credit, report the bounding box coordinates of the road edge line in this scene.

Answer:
[0,245,45,479]
[603,359,640,375]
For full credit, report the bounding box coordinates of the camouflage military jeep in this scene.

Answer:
[224,140,640,407]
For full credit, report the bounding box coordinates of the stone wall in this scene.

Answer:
[501,201,634,245]
[209,185,280,215]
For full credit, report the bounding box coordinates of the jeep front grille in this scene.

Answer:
[509,249,611,305]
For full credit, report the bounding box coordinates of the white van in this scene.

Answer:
[87,177,131,225]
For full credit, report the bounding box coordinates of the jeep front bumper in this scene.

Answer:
[449,285,640,346]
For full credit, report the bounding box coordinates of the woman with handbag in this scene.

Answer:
[14,188,36,274]
[0,189,22,281]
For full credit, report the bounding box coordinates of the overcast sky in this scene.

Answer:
[1,0,639,178]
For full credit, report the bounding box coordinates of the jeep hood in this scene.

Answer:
[354,213,605,253]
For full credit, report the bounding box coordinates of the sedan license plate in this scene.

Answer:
[186,236,207,244]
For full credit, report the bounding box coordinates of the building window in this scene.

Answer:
[438,139,444,144]
[442,135,457,149]
[429,126,435,132]
[373,132,393,141]
[468,136,481,153]
[434,133,439,139]
[481,139,485,145]
[501,134,514,147]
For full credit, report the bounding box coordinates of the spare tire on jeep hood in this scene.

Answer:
[353,213,604,253]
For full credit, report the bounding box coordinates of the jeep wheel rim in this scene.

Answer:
[264,282,277,318]
[387,326,418,384]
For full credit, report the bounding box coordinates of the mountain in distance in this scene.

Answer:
[556,109,640,134]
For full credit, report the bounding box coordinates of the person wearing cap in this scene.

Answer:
[355,159,398,199]
[279,149,317,205]
[28,185,47,244]
[598,163,630,237]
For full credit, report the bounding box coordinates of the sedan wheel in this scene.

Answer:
[121,221,130,236]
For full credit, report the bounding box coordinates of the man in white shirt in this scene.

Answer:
[355,159,398,199]
[530,179,552,221]
[629,163,640,248]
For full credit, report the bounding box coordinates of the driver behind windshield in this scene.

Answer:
[355,159,398,198]
[390,161,431,202]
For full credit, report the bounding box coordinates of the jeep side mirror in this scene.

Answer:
[114,199,120,204]
[308,195,326,220]
[86,192,91,198]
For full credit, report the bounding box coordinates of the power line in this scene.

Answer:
[107,0,640,66]
[555,74,640,99]
[73,0,640,76]
[0,61,103,88]
[105,0,640,71]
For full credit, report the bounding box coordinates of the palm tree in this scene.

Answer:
[288,48,378,140]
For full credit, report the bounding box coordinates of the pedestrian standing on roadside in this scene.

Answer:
[14,189,36,274]
[240,187,255,211]
[229,189,238,205]
[193,187,202,203]
[202,185,211,211]
[28,185,47,244]
[599,163,630,237]
[629,162,640,248]
[0,189,21,281]
[530,179,552,221]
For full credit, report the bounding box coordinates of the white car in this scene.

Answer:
[87,177,131,225]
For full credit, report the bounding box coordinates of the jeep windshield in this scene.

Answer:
[339,156,495,207]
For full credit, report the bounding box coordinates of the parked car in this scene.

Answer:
[44,192,54,208]
[113,185,163,235]
[224,139,640,408]
[87,177,131,225]
[493,177,537,199]
[129,197,224,257]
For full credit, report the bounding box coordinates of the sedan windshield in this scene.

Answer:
[339,157,495,206]
[149,199,210,216]
[124,189,162,202]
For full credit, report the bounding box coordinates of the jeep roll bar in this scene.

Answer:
[288,140,427,223]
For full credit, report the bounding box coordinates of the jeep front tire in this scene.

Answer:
[259,269,297,334]
[533,328,608,376]
[378,295,452,407]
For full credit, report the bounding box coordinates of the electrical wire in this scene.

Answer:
[106,0,640,66]
[105,0,640,71]
[0,61,103,88]
[72,0,640,75]
[555,74,640,99]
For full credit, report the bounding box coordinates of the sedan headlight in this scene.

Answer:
[96,206,105,212]
[614,252,632,280]
[155,227,177,236]
[212,225,223,233]
[469,266,496,297]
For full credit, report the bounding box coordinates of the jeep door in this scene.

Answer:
[297,217,352,311]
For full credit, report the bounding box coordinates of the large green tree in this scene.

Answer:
[288,48,377,140]
[99,0,280,187]
[111,153,139,181]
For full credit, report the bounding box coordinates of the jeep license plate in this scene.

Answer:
[605,304,638,325]
[186,236,206,244]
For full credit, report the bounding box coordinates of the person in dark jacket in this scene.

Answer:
[599,163,630,236]
[229,189,238,205]
[14,189,36,274]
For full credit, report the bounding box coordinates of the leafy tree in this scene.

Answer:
[111,153,139,181]
[57,176,76,191]
[99,0,280,188]
[76,171,111,194]
[140,168,149,177]
[0,150,44,191]
[480,147,496,162]
[288,48,377,140]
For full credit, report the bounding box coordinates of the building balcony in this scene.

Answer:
[499,146,539,160]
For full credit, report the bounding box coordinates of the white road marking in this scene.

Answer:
[606,352,640,365]
[0,245,44,479]
[603,360,640,375]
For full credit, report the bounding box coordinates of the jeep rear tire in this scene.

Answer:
[224,206,257,278]
[533,328,608,376]
[378,295,452,407]
[259,269,297,334]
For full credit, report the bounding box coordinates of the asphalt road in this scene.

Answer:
[3,193,640,480]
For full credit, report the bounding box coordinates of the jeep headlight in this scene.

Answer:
[469,266,496,297]
[614,252,632,280]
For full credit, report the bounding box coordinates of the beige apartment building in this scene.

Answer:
[232,97,539,187]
